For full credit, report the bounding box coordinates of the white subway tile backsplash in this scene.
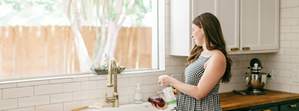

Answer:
[73,89,104,101]
[118,77,135,87]
[36,104,63,111]
[18,95,49,107]
[35,84,64,95]
[119,94,134,104]
[281,18,299,26]
[289,84,299,93]
[219,83,246,93]
[281,0,299,8]
[280,32,299,41]
[80,81,105,90]
[0,99,17,110]
[270,75,293,85]
[0,83,16,89]
[17,81,49,87]
[266,82,291,92]
[3,87,33,99]
[165,66,185,75]
[118,86,135,96]
[280,40,293,48]
[281,7,299,18]
[165,56,186,66]
[50,93,73,103]
[141,76,159,85]
[281,25,299,33]
[5,107,35,111]
[63,82,81,92]
[139,84,161,95]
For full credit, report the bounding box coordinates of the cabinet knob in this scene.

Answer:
[242,47,250,51]
[289,104,297,108]
[230,48,240,51]
[263,109,272,111]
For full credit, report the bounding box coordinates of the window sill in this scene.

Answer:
[0,69,165,84]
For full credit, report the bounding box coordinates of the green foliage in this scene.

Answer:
[0,0,55,12]
[82,0,152,26]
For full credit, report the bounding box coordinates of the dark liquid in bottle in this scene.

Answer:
[147,96,166,107]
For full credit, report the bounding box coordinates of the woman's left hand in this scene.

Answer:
[158,75,173,87]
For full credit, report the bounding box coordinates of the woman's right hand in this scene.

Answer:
[158,75,173,87]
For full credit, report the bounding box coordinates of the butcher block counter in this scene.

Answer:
[220,90,299,111]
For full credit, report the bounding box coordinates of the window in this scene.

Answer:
[0,0,161,79]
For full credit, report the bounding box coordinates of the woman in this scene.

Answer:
[158,12,232,111]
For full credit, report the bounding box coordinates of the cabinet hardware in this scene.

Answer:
[230,48,240,51]
[242,47,250,50]
[289,104,297,108]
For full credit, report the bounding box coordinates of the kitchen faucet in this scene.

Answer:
[72,58,125,111]
[104,59,123,107]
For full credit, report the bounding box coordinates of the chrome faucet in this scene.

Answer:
[105,59,123,107]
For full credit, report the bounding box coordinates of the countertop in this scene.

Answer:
[220,90,299,110]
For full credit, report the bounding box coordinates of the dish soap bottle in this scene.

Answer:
[134,83,143,104]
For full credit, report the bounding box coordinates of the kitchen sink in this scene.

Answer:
[80,103,156,111]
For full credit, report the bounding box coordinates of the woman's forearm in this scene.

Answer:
[170,77,205,100]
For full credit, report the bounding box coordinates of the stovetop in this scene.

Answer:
[233,89,266,96]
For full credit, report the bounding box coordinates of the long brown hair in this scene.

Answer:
[187,12,232,83]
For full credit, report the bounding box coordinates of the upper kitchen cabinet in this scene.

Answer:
[170,0,192,56]
[216,0,240,53]
[239,0,280,54]
[170,0,218,56]
[170,0,280,56]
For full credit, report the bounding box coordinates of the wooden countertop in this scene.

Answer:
[220,90,299,110]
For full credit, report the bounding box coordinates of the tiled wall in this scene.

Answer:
[263,0,299,93]
[1,0,295,111]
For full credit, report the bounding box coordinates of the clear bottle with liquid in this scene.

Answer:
[134,83,143,104]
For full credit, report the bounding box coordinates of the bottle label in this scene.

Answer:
[163,87,177,110]
[167,99,176,104]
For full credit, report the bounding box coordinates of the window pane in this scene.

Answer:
[115,27,152,70]
[0,0,157,78]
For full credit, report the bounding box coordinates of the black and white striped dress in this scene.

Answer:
[176,56,221,111]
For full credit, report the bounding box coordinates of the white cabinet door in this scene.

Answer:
[240,0,259,51]
[170,0,192,56]
[192,0,216,17]
[216,0,240,52]
[240,0,279,51]
[259,0,279,50]
[170,0,217,56]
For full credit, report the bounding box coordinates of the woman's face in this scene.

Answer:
[192,24,205,46]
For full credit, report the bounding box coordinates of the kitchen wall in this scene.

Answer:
[0,0,296,111]
[220,0,299,93]
[0,1,184,110]
[262,0,299,93]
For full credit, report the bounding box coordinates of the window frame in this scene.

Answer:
[0,0,166,82]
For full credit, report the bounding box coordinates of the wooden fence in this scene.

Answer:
[0,26,152,76]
